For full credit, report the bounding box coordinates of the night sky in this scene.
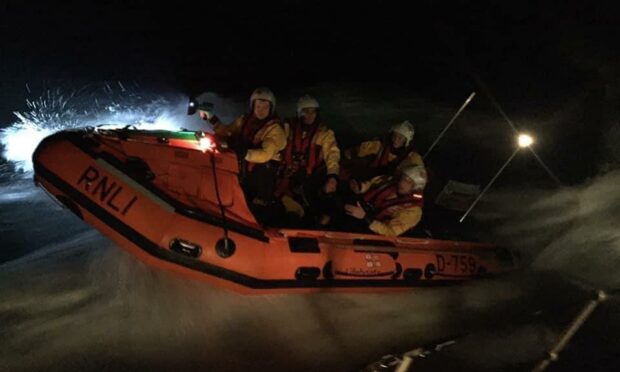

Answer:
[2,1,619,182]
[2,1,617,93]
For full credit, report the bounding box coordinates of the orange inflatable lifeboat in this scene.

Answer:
[32,127,516,294]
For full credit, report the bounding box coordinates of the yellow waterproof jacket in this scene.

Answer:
[213,115,286,163]
[353,139,424,172]
[359,176,423,237]
[283,121,341,175]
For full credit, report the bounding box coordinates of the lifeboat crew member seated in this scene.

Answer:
[335,164,427,237]
[277,95,341,226]
[342,120,423,182]
[196,88,287,223]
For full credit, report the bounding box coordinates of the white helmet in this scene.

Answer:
[391,120,415,146]
[297,95,320,116]
[250,87,276,112]
[401,165,427,191]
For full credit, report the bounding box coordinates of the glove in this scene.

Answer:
[199,109,218,123]
[323,174,339,194]
[235,146,248,161]
[349,179,361,194]
[197,101,216,121]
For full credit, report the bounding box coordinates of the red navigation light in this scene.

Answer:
[198,136,216,153]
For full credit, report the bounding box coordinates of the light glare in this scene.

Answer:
[518,134,534,148]
[199,137,216,152]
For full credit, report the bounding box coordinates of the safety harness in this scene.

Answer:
[283,118,322,176]
[369,137,412,172]
[362,180,423,220]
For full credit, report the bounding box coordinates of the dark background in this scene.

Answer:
[1,0,619,183]
[2,1,618,94]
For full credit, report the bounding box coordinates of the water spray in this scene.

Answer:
[0,83,194,174]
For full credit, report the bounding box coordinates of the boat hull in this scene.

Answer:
[32,129,516,294]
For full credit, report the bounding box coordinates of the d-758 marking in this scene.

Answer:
[436,254,477,275]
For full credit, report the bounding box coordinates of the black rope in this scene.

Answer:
[210,152,229,240]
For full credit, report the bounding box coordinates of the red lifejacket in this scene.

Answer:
[240,115,274,148]
[239,114,280,172]
[362,180,424,220]
[369,138,413,172]
[369,138,393,168]
[283,118,322,175]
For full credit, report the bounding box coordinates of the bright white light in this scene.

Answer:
[198,137,216,152]
[0,121,52,172]
[518,134,534,148]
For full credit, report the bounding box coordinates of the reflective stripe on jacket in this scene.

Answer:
[359,175,424,237]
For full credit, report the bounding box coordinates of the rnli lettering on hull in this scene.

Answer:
[77,166,138,216]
